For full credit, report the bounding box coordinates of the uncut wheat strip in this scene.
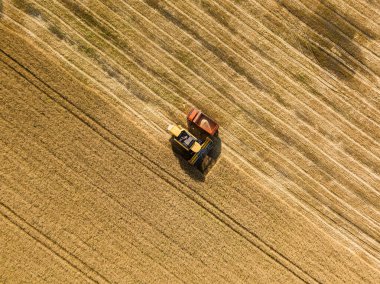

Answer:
[233,0,380,108]
[0,165,190,284]
[0,119,219,284]
[186,0,378,171]
[0,203,104,283]
[130,216,242,283]
[0,42,314,284]
[0,142,163,284]
[0,154,110,284]
[150,1,380,202]
[0,50,236,282]
[0,218,87,283]
[207,0,380,153]
[6,0,380,251]
[21,0,380,229]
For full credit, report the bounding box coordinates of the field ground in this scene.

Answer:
[1,0,380,283]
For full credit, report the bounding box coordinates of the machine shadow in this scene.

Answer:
[169,136,222,182]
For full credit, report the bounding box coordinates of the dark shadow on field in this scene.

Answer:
[169,136,222,182]
[173,150,205,182]
[278,1,371,81]
[14,0,41,17]
[0,1,3,18]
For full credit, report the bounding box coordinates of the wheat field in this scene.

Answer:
[0,0,379,283]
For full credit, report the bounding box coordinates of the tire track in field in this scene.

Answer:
[0,129,188,284]
[4,4,378,258]
[0,202,107,284]
[0,55,187,283]
[0,45,320,284]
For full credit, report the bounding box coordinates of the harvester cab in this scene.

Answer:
[167,125,201,153]
[168,108,220,173]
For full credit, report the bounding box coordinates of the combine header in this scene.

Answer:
[168,108,220,173]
